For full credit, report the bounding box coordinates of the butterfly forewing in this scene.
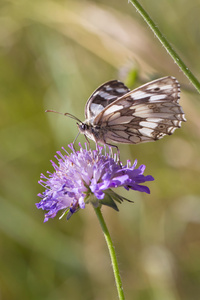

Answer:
[85,80,130,120]
[89,76,186,144]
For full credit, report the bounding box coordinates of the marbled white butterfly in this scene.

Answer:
[47,76,186,149]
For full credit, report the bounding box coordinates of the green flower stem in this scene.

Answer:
[129,0,200,94]
[94,206,125,300]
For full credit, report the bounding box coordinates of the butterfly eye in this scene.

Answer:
[78,123,88,133]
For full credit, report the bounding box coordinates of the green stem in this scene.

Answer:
[129,0,200,94]
[94,206,125,300]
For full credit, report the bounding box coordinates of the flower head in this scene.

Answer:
[36,144,154,222]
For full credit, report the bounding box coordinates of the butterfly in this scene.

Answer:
[47,76,186,150]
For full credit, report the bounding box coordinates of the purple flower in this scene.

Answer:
[36,144,154,222]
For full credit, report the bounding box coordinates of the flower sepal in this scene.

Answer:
[58,208,79,221]
[100,189,133,211]
[85,194,99,208]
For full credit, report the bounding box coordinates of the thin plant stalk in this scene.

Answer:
[94,207,125,300]
[129,0,200,94]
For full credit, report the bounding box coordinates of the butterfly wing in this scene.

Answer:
[85,80,130,120]
[93,76,186,144]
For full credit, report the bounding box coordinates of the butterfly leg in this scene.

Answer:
[105,143,121,164]
[83,134,91,149]
[72,132,81,151]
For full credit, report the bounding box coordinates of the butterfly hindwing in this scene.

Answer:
[92,76,186,144]
[85,80,130,120]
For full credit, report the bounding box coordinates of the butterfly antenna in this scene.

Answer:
[45,110,82,123]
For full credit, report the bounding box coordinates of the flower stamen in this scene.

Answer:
[36,144,154,222]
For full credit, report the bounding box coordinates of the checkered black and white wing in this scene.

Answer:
[93,76,186,144]
[85,80,130,120]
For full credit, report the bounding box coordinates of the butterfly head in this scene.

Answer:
[77,121,98,142]
[78,122,89,134]
[45,110,94,140]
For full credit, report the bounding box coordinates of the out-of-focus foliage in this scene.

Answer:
[0,0,200,299]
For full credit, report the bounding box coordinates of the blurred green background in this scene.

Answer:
[0,0,200,299]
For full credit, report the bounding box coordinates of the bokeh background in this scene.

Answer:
[0,0,200,299]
